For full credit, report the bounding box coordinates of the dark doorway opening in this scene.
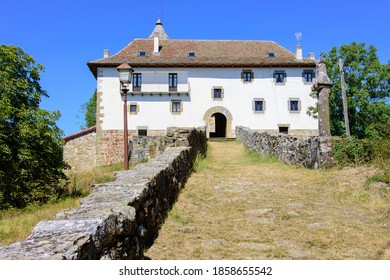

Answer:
[210,113,227,138]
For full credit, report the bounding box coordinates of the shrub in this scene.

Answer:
[332,136,375,165]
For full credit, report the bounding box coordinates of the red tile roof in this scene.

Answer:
[63,126,96,142]
[88,39,316,77]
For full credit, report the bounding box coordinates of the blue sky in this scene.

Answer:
[1,0,389,136]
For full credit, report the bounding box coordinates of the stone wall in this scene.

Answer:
[236,127,334,169]
[129,127,206,163]
[63,127,97,171]
[96,129,130,166]
[0,128,206,260]
[129,136,166,162]
[64,126,205,171]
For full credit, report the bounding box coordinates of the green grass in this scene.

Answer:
[245,148,280,164]
[59,162,125,197]
[168,207,193,225]
[363,166,390,201]
[0,198,81,246]
[0,161,129,246]
[193,143,212,172]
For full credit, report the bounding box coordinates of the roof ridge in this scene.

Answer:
[134,38,277,43]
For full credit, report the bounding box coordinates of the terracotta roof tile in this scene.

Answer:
[63,126,96,142]
[88,39,315,77]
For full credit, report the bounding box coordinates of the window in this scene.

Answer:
[138,129,147,136]
[171,100,182,114]
[303,70,315,83]
[137,126,148,136]
[279,126,289,134]
[268,52,276,58]
[241,70,254,83]
[188,52,196,57]
[129,103,138,115]
[214,88,222,98]
[288,98,301,113]
[138,51,148,57]
[253,98,265,113]
[132,73,142,92]
[211,86,224,100]
[169,73,178,92]
[274,71,286,84]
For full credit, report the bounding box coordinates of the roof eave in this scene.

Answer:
[88,60,316,77]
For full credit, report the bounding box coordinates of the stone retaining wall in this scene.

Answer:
[64,127,205,171]
[0,129,207,260]
[129,127,205,163]
[129,136,166,162]
[236,127,334,169]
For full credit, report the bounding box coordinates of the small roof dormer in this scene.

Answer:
[148,18,170,40]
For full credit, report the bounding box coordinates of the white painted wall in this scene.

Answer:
[98,67,318,134]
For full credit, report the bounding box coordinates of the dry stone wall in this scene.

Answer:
[236,127,334,169]
[0,129,206,260]
[129,127,204,163]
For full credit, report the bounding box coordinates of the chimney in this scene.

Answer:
[296,45,302,60]
[104,49,109,58]
[308,52,315,60]
[154,36,159,54]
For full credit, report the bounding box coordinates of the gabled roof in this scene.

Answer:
[87,20,316,77]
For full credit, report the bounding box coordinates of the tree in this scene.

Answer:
[0,44,67,209]
[321,42,390,138]
[79,89,96,129]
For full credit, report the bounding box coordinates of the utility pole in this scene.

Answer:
[339,58,351,137]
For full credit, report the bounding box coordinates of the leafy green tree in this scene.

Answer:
[0,45,67,209]
[80,89,96,129]
[321,42,390,138]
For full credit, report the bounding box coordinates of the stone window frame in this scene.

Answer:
[128,103,139,115]
[302,69,315,84]
[211,86,224,101]
[252,98,266,113]
[170,99,183,115]
[278,124,290,134]
[137,126,148,136]
[273,70,287,85]
[241,69,254,83]
[288,98,301,113]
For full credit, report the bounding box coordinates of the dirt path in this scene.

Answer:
[146,141,390,259]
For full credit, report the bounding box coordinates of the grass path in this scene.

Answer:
[146,141,390,259]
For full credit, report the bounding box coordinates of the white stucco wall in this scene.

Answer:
[97,67,318,135]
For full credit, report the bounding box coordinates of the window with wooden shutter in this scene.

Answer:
[274,71,286,84]
[242,69,254,83]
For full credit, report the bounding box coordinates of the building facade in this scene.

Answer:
[86,19,319,166]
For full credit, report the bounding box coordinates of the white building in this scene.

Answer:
[87,19,318,165]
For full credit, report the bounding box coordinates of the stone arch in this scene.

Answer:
[203,106,233,138]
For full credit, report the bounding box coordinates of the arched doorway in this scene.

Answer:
[210,113,227,138]
[203,106,233,138]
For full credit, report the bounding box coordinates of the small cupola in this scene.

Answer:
[148,18,170,40]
